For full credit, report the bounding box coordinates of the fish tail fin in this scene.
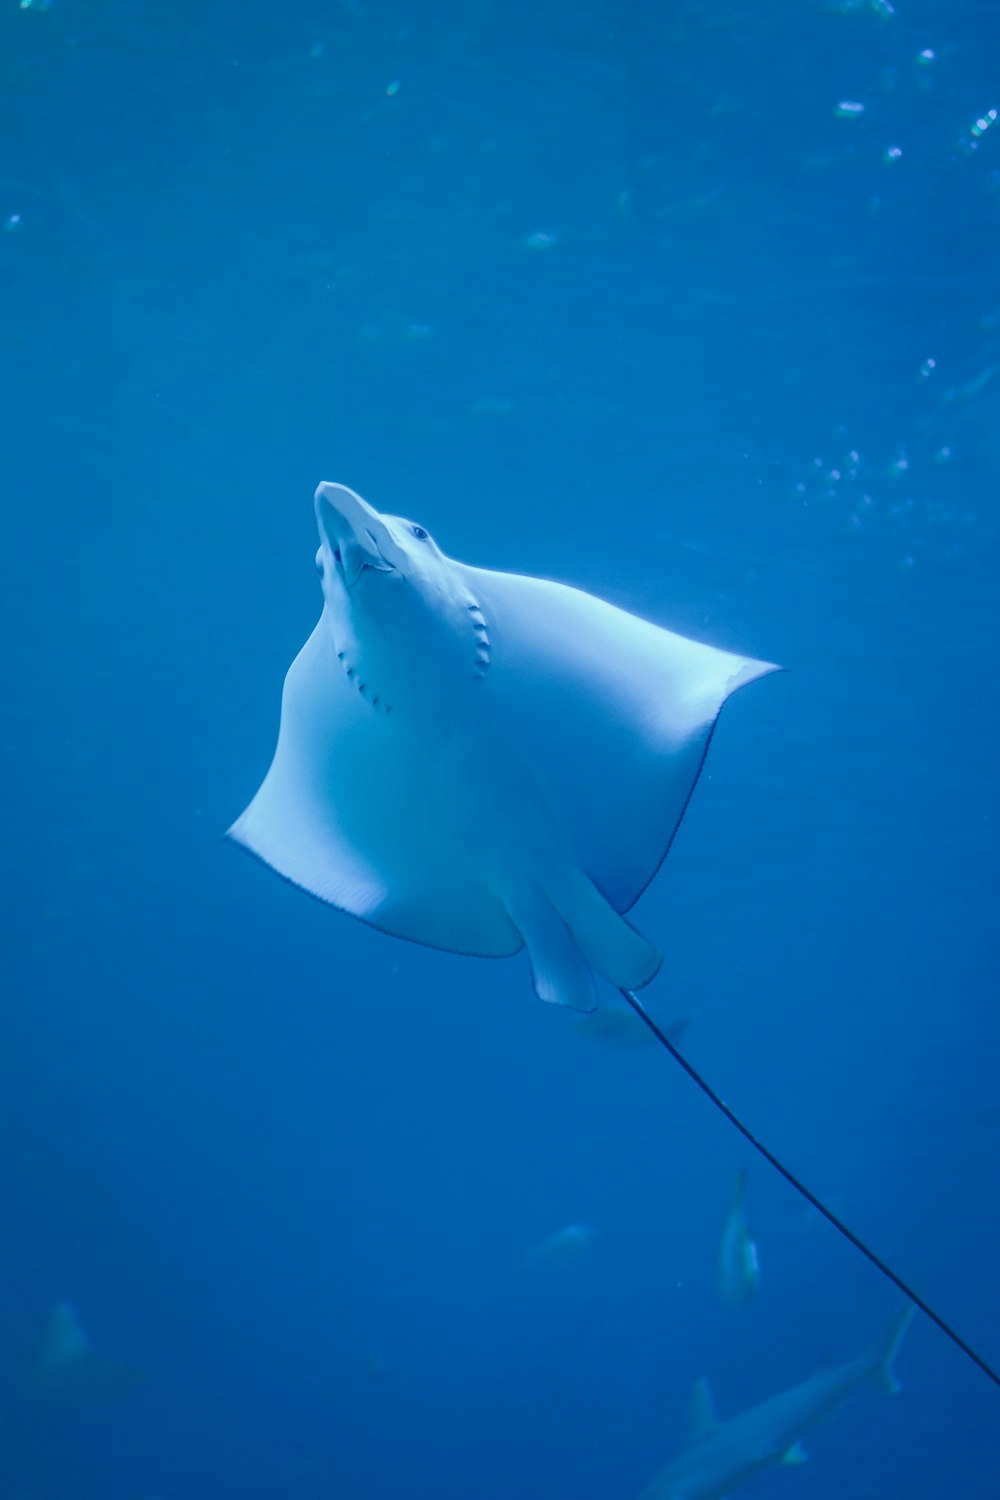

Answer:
[869,1306,914,1394]
[548,867,662,993]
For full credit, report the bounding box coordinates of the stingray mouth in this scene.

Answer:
[332,533,396,591]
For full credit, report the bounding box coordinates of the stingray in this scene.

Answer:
[229,482,998,1390]
[229,482,777,1013]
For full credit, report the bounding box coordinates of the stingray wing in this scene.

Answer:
[229,564,774,980]
[466,564,778,915]
[227,616,523,958]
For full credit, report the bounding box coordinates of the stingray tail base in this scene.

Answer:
[551,866,662,992]
[508,867,662,1012]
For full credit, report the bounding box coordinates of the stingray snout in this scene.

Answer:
[315,481,395,588]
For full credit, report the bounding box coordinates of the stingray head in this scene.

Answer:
[313,482,487,716]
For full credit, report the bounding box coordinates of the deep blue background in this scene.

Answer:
[1,1,998,1496]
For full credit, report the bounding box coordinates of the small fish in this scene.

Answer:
[637,1308,912,1500]
[521,1222,596,1271]
[28,1302,145,1404]
[716,1168,759,1308]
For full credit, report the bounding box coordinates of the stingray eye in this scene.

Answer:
[411,524,429,541]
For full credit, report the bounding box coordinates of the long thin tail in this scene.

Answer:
[618,988,1000,1392]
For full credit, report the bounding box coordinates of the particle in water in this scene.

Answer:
[4,213,22,232]
[918,357,936,379]
[883,145,903,163]
[835,100,865,119]
[520,230,558,251]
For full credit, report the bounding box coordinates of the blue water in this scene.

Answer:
[1,1,998,1495]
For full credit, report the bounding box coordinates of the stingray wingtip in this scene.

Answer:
[735,656,783,689]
